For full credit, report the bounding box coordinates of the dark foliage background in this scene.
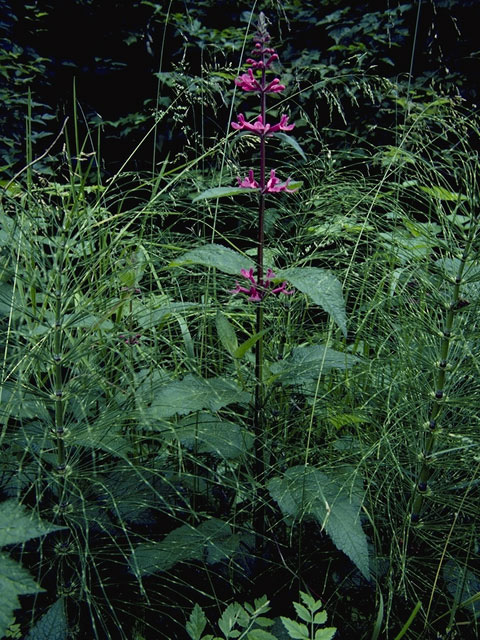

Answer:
[1,0,479,179]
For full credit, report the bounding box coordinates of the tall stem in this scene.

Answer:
[411,228,474,522]
[253,51,268,547]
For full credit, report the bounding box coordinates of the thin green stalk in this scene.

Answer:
[411,224,475,521]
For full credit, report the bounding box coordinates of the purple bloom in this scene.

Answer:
[265,169,298,193]
[237,169,259,189]
[235,68,262,92]
[234,68,285,94]
[119,334,142,345]
[246,53,279,69]
[231,267,294,301]
[236,168,298,193]
[231,113,295,136]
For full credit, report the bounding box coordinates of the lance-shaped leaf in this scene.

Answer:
[268,465,369,580]
[171,243,254,275]
[192,186,257,202]
[144,374,250,420]
[24,598,68,640]
[129,518,238,576]
[272,132,307,161]
[270,344,359,386]
[278,267,347,337]
[0,500,67,547]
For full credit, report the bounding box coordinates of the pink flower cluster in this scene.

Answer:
[231,268,294,302]
[231,113,294,136]
[237,169,298,193]
[235,68,285,93]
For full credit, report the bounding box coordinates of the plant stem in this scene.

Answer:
[411,229,475,522]
[253,40,268,548]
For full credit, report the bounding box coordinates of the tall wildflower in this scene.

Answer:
[230,12,299,548]
[230,11,298,301]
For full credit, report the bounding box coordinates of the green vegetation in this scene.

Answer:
[1,2,479,639]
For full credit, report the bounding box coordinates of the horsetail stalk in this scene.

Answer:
[411,226,475,522]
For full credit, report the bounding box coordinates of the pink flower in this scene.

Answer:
[271,114,295,133]
[237,169,259,189]
[246,53,279,69]
[234,68,285,93]
[231,268,294,301]
[236,169,298,193]
[235,68,261,92]
[231,113,295,136]
[265,169,298,193]
[264,77,285,93]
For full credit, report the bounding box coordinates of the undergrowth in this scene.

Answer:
[1,5,480,640]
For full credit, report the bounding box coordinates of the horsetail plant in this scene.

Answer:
[410,214,476,523]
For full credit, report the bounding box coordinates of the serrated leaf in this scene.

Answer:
[219,603,247,636]
[216,311,238,356]
[278,268,347,337]
[0,500,67,546]
[0,554,44,638]
[171,244,254,275]
[24,598,68,640]
[186,603,207,640]
[67,418,132,457]
[272,132,307,161]
[175,412,253,459]
[192,186,256,202]
[293,602,311,623]
[313,611,327,624]
[253,595,271,613]
[280,617,309,639]
[254,616,274,627]
[268,466,369,580]
[314,628,336,640]
[270,344,359,386]
[145,375,249,420]
[299,592,319,613]
[247,630,277,640]
[129,518,235,576]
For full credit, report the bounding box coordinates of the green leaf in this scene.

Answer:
[272,132,307,161]
[192,186,256,202]
[293,602,311,623]
[171,244,254,275]
[313,611,327,625]
[418,185,467,202]
[247,630,277,640]
[254,616,274,628]
[234,329,268,359]
[174,412,253,459]
[0,500,67,546]
[299,592,321,613]
[67,418,132,457]
[218,603,248,636]
[443,559,480,618]
[268,466,369,580]
[145,375,250,420]
[216,311,238,356]
[186,604,207,640]
[0,554,44,639]
[270,344,359,386]
[24,598,68,640]
[314,628,336,640]
[129,518,236,576]
[279,268,347,337]
[280,617,309,639]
